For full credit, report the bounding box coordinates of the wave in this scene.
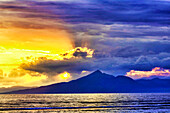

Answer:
[0,105,162,111]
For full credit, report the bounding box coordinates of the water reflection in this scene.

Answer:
[0,93,169,112]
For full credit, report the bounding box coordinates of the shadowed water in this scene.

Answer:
[0,93,169,112]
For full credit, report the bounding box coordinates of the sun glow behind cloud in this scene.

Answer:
[0,0,78,88]
[0,46,94,88]
[59,72,71,80]
[126,67,170,79]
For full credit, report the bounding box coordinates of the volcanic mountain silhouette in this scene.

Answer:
[5,70,170,94]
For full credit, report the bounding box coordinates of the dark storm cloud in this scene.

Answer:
[20,51,170,76]
[2,0,168,25]
[69,22,170,49]
[1,0,170,75]
[92,39,170,59]
[32,0,170,25]
[1,0,170,38]
[71,23,170,40]
[20,58,94,74]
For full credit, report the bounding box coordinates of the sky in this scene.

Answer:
[0,0,170,92]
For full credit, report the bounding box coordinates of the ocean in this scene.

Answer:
[0,93,169,113]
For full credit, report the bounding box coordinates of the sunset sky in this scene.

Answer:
[0,0,170,92]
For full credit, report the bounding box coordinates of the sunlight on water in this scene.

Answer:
[0,93,169,112]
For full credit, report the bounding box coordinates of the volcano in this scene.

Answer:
[5,70,170,94]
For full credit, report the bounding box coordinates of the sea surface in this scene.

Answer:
[0,93,169,113]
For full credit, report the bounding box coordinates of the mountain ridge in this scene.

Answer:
[4,70,170,94]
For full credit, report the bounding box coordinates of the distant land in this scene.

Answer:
[0,86,33,93]
[4,70,170,94]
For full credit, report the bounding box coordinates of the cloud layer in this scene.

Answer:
[0,0,170,89]
[126,67,170,79]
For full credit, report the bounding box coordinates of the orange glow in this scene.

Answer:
[0,26,74,74]
[0,46,94,88]
[20,47,94,67]
[0,68,48,88]
[0,29,73,52]
[0,2,95,88]
[81,70,89,74]
[126,67,170,79]
[59,72,71,80]
[0,10,74,74]
[0,22,74,87]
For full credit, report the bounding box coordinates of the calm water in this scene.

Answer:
[0,93,169,113]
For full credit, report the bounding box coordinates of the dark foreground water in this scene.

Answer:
[0,93,169,113]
